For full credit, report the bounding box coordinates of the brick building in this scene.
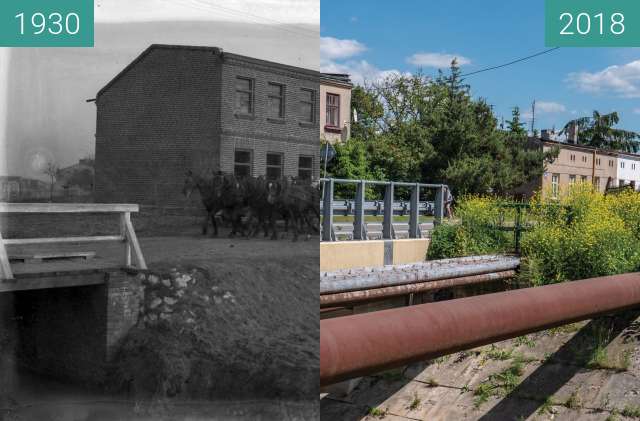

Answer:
[320,73,352,144]
[93,44,319,206]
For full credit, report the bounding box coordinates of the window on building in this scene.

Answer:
[594,177,601,191]
[298,156,313,180]
[234,149,252,178]
[570,154,575,162]
[551,174,559,198]
[633,163,637,170]
[582,156,587,163]
[596,158,601,166]
[569,175,576,185]
[326,93,340,127]
[621,161,625,169]
[267,83,285,119]
[299,89,315,123]
[609,160,614,167]
[581,175,588,182]
[266,153,283,180]
[235,77,254,115]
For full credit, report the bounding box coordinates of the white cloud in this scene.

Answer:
[406,52,471,68]
[567,60,640,98]
[320,36,367,60]
[536,101,567,113]
[321,58,407,85]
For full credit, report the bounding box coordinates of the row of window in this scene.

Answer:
[550,173,602,198]
[235,77,316,123]
[566,153,640,169]
[233,149,314,180]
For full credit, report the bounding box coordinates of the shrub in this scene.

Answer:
[428,196,513,259]
[429,184,640,285]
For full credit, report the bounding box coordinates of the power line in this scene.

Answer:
[168,0,319,39]
[461,47,560,77]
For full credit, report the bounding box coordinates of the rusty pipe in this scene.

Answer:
[320,270,515,308]
[320,272,640,387]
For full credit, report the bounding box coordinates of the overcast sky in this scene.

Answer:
[0,0,319,178]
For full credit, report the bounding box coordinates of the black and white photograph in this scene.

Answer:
[0,1,319,420]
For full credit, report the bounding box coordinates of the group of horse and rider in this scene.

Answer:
[183,170,320,241]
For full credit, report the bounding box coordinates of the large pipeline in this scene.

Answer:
[320,272,640,386]
[319,270,516,308]
[320,255,520,294]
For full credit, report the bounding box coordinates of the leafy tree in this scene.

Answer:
[506,107,527,135]
[338,61,558,196]
[561,111,640,152]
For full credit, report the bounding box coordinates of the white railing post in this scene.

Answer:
[121,212,132,268]
[0,231,13,281]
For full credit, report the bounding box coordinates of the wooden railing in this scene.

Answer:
[0,203,147,280]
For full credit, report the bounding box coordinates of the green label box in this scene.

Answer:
[0,0,93,47]
[546,0,640,47]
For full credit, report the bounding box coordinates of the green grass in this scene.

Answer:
[563,391,582,410]
[473,357,528,408]
[408,392,421,410]
[621,405,640,418]
[484,345,513,361]
[368,407,387,418]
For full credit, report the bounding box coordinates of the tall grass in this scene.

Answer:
[429,184,640,285]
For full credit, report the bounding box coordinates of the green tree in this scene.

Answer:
[561,111,640,152]
[506,107,527,135]
[336,61,558,196]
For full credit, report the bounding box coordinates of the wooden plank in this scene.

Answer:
[121,212,131,267]
[123,213,147,269]
[0,203,139,213]
[0,231,13,280]
[0,272,106,292]
[4,235,124,245]
[9,251,96,262]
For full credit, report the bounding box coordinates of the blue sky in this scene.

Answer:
[320,0,640,134]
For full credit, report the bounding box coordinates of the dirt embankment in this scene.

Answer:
[109,241,319,403]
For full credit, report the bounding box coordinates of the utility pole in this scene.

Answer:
[530,99,536,135]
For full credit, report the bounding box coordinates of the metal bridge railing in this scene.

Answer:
[320,178,448,242]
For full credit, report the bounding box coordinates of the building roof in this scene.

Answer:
[96,44,319,99]
[534,137,624,157]
[321,73,353,88]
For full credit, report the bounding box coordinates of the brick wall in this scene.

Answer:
[94,46,320,209]
[95,47,223,206]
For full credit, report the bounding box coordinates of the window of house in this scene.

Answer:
[621,161,625,169]
[300,89,315,123]
[551,174,559,198]
[569,175,576,185]
[266,153,283,180]
[234,149,252,178]
[326,93,340,127]
[298,156,313,180]
[581,175,588,182]
[620,179,626,186]
[596,158,601,166]
[268,83,285,119]
[582,156,587,163]
[633,163,637,170]
[570,154,575,162]
[609,160,614,167]
[235,77,254,115]
[594,177,601,190]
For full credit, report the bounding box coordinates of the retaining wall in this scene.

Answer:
[320,238,429,271]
